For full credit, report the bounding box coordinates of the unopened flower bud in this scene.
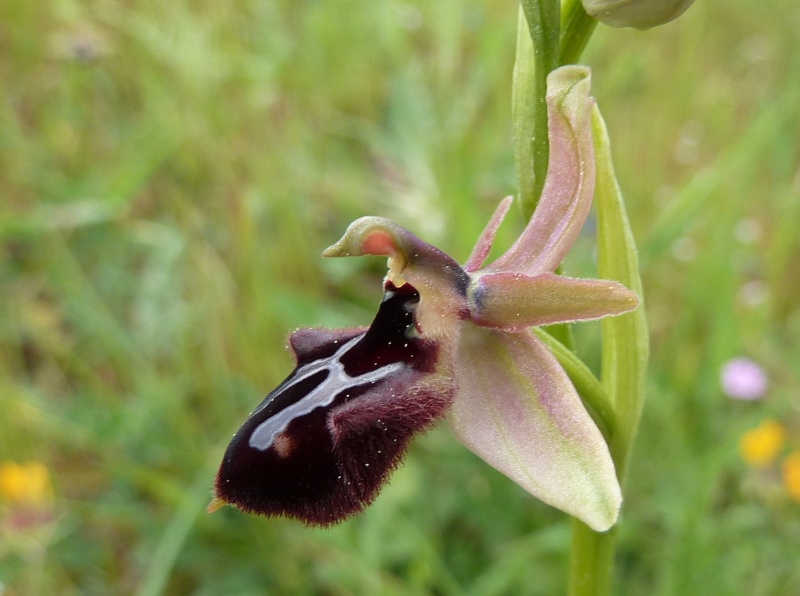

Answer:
[583,0,695,30]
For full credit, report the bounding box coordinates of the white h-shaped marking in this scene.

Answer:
[249,334,403,451]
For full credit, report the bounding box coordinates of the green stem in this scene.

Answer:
[514,0,560,219]
[568,522,617,596]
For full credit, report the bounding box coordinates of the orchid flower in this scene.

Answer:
[212,66,639,532]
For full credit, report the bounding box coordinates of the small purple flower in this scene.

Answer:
[721,357,768,400]
[212,66,639,531]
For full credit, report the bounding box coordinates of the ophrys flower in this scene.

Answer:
[212,66,638,532]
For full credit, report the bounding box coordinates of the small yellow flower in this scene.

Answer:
[739,419,785,468]
[782,451,800,502]
[0,461,53,506]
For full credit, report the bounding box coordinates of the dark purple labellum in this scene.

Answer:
[213,283,454,526]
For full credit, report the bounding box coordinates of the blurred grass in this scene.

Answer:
[1,0,799,594]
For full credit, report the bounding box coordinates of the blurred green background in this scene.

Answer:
[2,0,799,594]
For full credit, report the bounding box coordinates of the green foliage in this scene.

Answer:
[1,0,799,594]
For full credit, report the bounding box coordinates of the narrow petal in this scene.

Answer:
[448,325,621,531]
[464,196,514,273]
[487,66,595,276]
[324,216,470,339]
[469,272,639,330]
